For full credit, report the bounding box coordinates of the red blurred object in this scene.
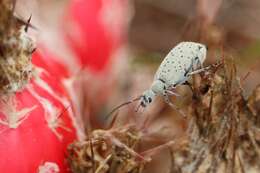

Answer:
[0,50,77,173]
[63,0,128,72]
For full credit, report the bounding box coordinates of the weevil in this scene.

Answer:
[107,42,209,117]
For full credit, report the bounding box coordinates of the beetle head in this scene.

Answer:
[140,89,156,108]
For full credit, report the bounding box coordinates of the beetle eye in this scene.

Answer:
[143,96,148,103]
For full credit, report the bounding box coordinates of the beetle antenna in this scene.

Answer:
[105,96,142,120]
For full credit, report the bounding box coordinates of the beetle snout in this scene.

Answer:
[140,100,146,107]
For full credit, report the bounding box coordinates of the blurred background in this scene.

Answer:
[14,0,260,172]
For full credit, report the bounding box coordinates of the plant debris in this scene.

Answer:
[68,59,260,173]
[67,126,147,173]
[168,59,260,173]
[0,0,35,95]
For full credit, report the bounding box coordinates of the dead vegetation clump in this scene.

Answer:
[0,0,35,95]
[67,126,148,173]
[169,59,260,173]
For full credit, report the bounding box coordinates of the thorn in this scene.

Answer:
[15,15,37,31]
[11,0,17,14]
[57,104,71,120]
[241,59,260,85]
[31,48,37,54]
[25,14,32,32]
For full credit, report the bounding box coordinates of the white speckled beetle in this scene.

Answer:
[108,41,208,117]
[139,41,207,108]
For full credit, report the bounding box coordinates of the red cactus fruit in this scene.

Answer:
[0,50,79,173]
[62,0,128,72]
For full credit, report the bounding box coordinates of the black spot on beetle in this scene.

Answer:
[158,78,166,83]
[148,97,152,103]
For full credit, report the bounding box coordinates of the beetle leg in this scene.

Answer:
[168,83,177,91]
[182,81,193,92]
[165,90,181,97]
[163,94,186,117]
[187,65,211,76]
[184,59,194,77]
[198,59,203,69]
[187,56,208,76]
[194,56,203,69]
